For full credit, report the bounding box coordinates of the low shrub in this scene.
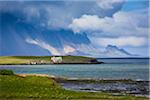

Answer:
[0,69,14,75]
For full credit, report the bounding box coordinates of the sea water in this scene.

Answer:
[0,58,149,81]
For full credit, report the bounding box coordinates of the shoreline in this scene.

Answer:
[16,73,149,82]
[0,56,103,65]
[16,74,149,97]
[1,74,148,100]
[16,74,51,77]
[0,62,103,65]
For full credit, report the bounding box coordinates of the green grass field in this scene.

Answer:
[0,56,50,65]
[0,75,148,100]
[0,56,99,65]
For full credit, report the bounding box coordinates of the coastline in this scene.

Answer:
[0,62,103,65]
[1,73,148,100]
[16,73,149,97]
[0,56,103,65]
[16,74,51,77]
[16,73,149,82]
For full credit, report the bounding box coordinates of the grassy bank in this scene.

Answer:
[0,75,148,100]
[0,56,101,65]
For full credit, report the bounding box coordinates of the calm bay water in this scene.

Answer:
[0,58,149,80]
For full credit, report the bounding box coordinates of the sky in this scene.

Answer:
[0,0,149,57]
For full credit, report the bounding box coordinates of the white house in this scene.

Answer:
[51,57,63,63]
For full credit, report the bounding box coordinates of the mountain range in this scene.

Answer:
[67,45,138,58]
[100,45,138,58]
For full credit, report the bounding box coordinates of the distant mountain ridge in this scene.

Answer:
[66,45,139,58]
[101,45,138,58]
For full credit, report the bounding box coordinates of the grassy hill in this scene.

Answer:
[0,56,102,65]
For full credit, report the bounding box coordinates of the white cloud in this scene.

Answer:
[97,0,125,10]
[26,38,61,55]
[69,8,149,55]
[69,9,148,37]
[26,38,78,55]
[90,36,147,47]
[63,45,76,54]
[69,15,101,33]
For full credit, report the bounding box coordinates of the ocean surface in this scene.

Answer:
[0,58,149,81]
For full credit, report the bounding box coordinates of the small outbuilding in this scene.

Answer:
[51,56,63,63]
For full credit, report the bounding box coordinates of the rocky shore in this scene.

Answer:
[17,74,149,97]
[57,79,149,97]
